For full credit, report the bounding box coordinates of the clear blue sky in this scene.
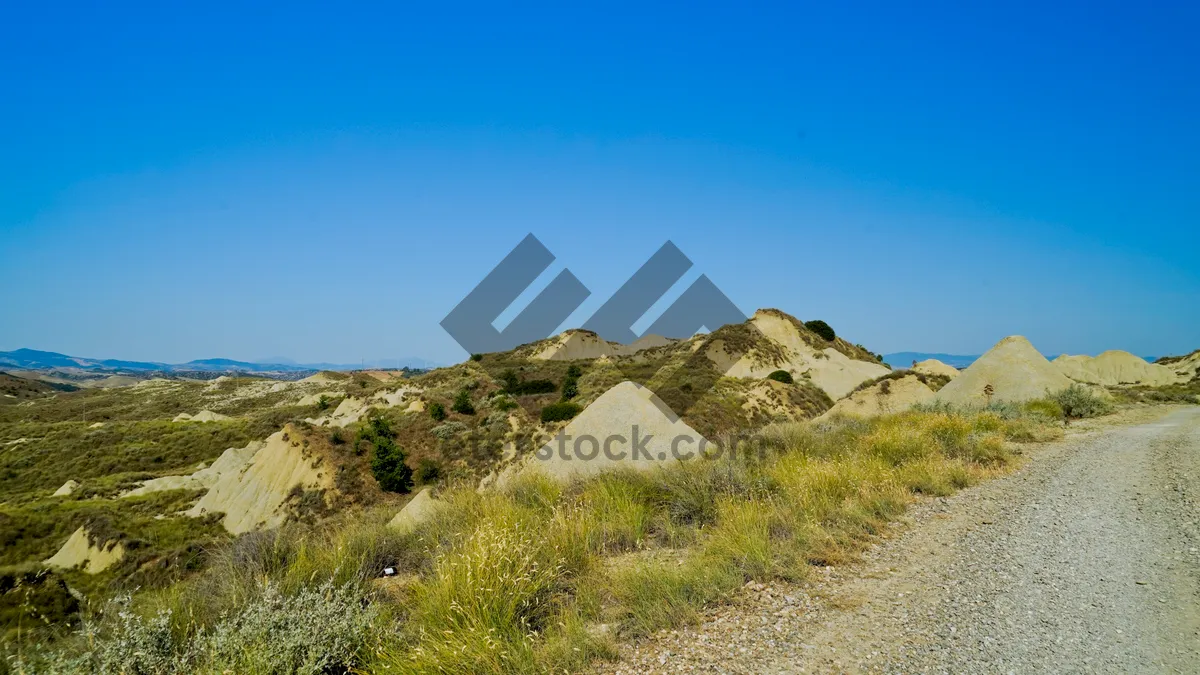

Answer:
[2,1,1197,365]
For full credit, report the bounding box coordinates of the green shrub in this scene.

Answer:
[499,368,557,396]
[520,379,557,395]
[766,370,794,384]
[428,402,446,422]
[540,402,582,423]
[359,417,413,493]
[509,379,557,396]
[470,353,483,362]
[431,421,468,440]
[561,364,583,401]
[491,395,517,412]
[49,582,377,674]
[415,459,443,485]
[1049,385,1114,419]
[804,320,836,342]
[451,390,475,415]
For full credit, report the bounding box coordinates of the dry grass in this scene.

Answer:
[18,407,1058,673]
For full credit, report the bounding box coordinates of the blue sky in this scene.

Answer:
[1,1,1197,365]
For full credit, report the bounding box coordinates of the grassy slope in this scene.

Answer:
[16,403,1071,673]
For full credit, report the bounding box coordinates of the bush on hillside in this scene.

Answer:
[501,369,557,396]
[804,320,836,342]
[470,353,483,362]
[1049,385,1114,419]
[490,395,517,412]
[431,422,468,440]
[451,390,475,415]
[428,402,446,422]
[561,364,583,401]
[415,459,443,485]
[359,416,413,494]
[766,370,794,384]
[540,402,582,423]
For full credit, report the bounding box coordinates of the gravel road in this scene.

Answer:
[603,406,1200,674]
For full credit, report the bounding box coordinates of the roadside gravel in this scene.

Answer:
[600,406,1200,674]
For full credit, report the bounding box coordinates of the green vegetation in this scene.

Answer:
[499,368,557,396]
[359,417,413,494]
[489,394,517,412]
[0,373,78,402]
[560,364,583,401]
[427,402,446,422]
[803,319,836,342]
[450,390,475,415]
[540,401,583,423]
[469,353,483,362]
[1023,398,1065,421]
[0,411,305,501]
[16,407,1059,673]
[1049,385,1115,419]
[766,370,794,384]
[414,458,443,486]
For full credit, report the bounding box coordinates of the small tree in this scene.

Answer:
[358,416,413,494]
[560,364,583,401]
[470,353,483,362]
[804,320,836,342]
[451,390,475,415]
[540,401,582,423]
[428,402,447,422]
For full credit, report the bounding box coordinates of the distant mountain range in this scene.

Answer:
[0,348,437,375]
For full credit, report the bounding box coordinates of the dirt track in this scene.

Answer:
[606,406,1200,674]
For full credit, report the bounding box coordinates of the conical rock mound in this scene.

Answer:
[820,375,935,419]
[507,381,709,484]
[935,336,1071,405]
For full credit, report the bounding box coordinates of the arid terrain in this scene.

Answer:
[602,405,1200,674]
[2,311,1197,673]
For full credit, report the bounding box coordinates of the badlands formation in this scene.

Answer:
[714,309,890,399]
[184,426,334,534]
[936,336,1072,405]
[913,358,960,379]
[821,374,936,419]
[520,381,709,483]
[1055,350,1185,386]
[45,527,126,574]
